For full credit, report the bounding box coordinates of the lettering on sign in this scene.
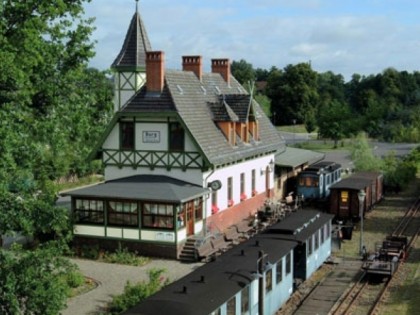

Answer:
[143,131,160,143]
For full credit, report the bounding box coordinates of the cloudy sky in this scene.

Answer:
[84,0,419,81]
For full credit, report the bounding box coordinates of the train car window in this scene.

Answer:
[227,296,236,315]
[315,231,319,250]
[326,222,331,238]
[308,236,313,256]
[299,177,305,186]
[241,286,250,314]
[286,253,291,275]
[321,225,325,244]
[340,191,348,203]
[276,260,283,283]
[265,269,273,293]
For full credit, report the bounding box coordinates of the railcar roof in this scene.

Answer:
[350,171,383,181]
[266,210,334,242]
[124,234,296,315]
[300,161,341,174]
[329,177,372,190]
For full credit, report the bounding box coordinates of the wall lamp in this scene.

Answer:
[261,159,275,175]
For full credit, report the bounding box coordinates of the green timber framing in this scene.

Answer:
[89,111,212,171]
[115,71,146,111]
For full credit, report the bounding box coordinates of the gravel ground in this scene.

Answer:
[61,259,203,315]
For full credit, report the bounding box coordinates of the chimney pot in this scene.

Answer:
[146,51,165,93]
[182,55,202,80]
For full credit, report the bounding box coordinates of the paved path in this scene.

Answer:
[61,259,203,315]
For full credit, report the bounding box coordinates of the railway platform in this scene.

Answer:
[294,257,363,315]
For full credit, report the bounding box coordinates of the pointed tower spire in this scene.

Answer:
[111,2,152,112]
[111,1,152,70]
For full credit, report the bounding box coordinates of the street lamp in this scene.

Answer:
[358,189,366,255]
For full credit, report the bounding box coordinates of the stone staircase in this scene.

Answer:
[179,237,198,262]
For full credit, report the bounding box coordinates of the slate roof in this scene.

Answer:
[275,147,325,168]
[118,70,284,166]
[111,10,152,70]
[62,175,209,203]
[123,85,175,112]
[124,228,297,315]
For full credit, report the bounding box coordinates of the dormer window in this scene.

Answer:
[120,121,135,150]
[169,122,184,152]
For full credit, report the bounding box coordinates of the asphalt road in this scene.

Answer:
[279,131,418,169]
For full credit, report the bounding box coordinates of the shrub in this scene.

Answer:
[101,245,150,267]
[106,269,168,314]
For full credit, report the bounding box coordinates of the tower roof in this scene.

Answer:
[111,8,152,70]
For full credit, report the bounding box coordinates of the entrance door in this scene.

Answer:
[185,201,194,236]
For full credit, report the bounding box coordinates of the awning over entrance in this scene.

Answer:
[62,175,210,203]
[275,147,325,168]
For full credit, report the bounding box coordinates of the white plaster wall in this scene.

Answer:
[103,125,119,150]
[177,229,187,243]
[107,227,122,238]
[136,123,167,151]
[123,229,140,240]
[74,225,105,237]
[102,121,199,155]
[105,165,204,183]
[203,154,275,216]
[141,230,175,243]
[184,132,196,151]
[194,221,203,234]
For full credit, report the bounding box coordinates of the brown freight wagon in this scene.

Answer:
[349,171,383,205]
[328,177,372,222]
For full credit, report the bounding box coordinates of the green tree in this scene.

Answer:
[266,63,319,126]
[351,133,381,171]
[231,59,256,86]
[318,100,352,148]
[0,243,77,315]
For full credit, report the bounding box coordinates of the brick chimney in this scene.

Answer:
[146,51,165,93]
[211,58,230,85]
[182,56,203,80]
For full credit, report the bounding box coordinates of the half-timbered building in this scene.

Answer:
[65,5,285,259]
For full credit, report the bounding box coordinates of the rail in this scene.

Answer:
[331,198,419,315]
[392,197,420,236]
[368,226,419,315]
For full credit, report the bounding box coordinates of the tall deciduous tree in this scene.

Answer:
[0,243,77,315]
[231,59,256,86]
[318,100,352,148]
[266,63,319,126]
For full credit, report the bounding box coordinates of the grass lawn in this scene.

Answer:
[334,177,420,314]
[277,124,310,133]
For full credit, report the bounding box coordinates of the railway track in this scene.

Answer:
[330,197,419,315]
[391,197,420,236]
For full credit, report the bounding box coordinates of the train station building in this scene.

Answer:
[64,3,326,259]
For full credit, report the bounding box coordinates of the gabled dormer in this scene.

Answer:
[111,4,152,112]
[208,94,260,145]
[208,97,239,146]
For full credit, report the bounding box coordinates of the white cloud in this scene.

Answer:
[85,0,420,81]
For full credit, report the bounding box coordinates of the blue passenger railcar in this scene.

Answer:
[123,210,333,315]
[296,161,342,200]
[124,234,296,315]
[266,210,333,281]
